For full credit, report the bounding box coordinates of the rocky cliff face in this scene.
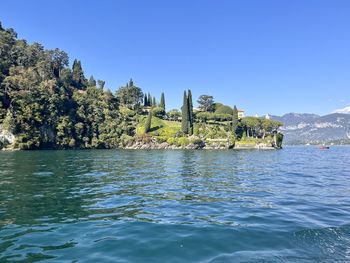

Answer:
[0,126,15,150]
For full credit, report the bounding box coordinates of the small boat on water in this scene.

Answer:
[319,146,330,150]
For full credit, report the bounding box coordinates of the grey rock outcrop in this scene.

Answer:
[0,126,15,150]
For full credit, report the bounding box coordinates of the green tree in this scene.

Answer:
[72,59,87,89]
[261,119,283,138]
[232,105,238,134]
[181,91,189,134]
[167,109,181,121]
[88,76,96,87]
[144,110,152,133]
[215,103,233,115]
[144,94,148,107]
[188,89,194,135]
[152,96,156,107]
[241,117,261,138]
[97,79,105,90]
[116,80,143,109]
[59,68,73,89]
[159,92,165,110]
[48,48,69,78]
[196,112,210,123]
[147,93,152,106]
[153,107,165,118]
[197,95,215,112]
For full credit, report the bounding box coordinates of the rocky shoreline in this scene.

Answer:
[0,128,280,151]
[1,143,279,151]
[124,141,228,150]
[124,138,279,150]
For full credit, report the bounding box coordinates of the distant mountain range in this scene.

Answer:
[270,113,350,145]
[332,105,350,114]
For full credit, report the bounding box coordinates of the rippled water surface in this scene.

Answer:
[1,147,350,262]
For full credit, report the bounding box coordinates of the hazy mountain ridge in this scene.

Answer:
[270,113,350,145]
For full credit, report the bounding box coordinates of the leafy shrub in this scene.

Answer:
[120,107,136,117]
[196,112,211,123]
[120,134,134,146]
[175,131,185,137]
[191,138,204,145]
[69,138,76,148]
[178,137,189,146]
[275,132,284,148]
[156,136,167,143]
[212,113,232,122]
[153,107,166,118]
[196,112,232,122]
[167,137,176,145]
[167,109,181,120]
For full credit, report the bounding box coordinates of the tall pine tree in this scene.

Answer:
[147,93,152,106]
[72,59,87,89]
[152,96,156,107]
[88,76,96,87]
[232,105,239,135]
[187,89,193,135]
[144,94,148,107]
[145,110,152,133]
[181,91,189,134]
[159,92,165,110]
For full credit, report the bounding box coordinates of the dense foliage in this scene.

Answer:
[214,103,233,115]
[197,95,215,112]
[167,109,181,121]
[116,79,143,110]
[0,23,130,149]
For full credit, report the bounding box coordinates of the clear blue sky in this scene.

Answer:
[1,0,350,116]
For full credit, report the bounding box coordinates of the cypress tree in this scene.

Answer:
[159,92,165,110]
[144,94,148,107]
[144,110,152,133]
[148,93,152,106]
[232,105,239,135]
[72,59,87,89]
[152,96,156,107]
[97,79,105,90]
[181,91,189,134]
[188,89,193,135]
[88,76,96,87]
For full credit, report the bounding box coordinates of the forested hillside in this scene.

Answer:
[0,22,135,149]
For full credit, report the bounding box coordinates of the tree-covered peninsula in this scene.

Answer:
[0,22,283,150]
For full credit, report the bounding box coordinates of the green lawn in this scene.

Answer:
[137,116,230,139]
[235,136,273,146]
[136,116,181,137]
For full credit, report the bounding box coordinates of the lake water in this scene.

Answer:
[0,147,350,262]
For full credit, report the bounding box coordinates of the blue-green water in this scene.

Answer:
[1,147,350,262]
